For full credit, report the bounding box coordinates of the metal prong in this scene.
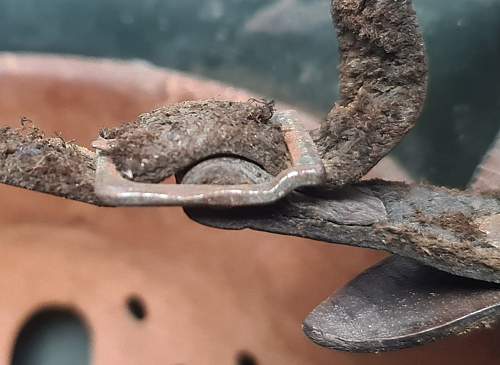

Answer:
[92,111,326,207]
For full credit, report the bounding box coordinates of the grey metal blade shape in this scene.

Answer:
[303,129,500,352]
[303,256,500,352]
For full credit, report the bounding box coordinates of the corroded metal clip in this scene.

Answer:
[92,111,326,207]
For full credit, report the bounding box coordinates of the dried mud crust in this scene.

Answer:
[0,125,99,204]
[100,100,290,183]
[313,0,427,186]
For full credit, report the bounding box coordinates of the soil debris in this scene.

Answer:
[100,99,289,183]
[434,213,486,242]
[314,0,427,186]
[0,123,99,204]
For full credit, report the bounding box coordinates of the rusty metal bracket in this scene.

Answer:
[91,111,326,207]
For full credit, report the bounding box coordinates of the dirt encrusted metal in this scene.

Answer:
[0,125,99,204]
[100,99,289,183]
[0,0,498,285]
[186,175,500,284]
[97,0,428,188]
[313,0,427,186]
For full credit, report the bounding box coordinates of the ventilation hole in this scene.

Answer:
[126,295,147,321]
[11,307,91,365]
[236,351,258,365]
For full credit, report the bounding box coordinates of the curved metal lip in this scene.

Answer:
[304,303,500,353]
[302,256,500,353]
[92,111,326,207]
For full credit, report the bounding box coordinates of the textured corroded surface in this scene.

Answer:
[3,120,498,282]
[0,126,99,205]
[0,52,399,365]
[313,0,427,186]
[100,100,289,183]
[0,0,497,282]
[185,163,500,284]
[71,0,427,187]
[303,256,500,352]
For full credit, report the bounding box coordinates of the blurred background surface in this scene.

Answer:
[0,1,499,365]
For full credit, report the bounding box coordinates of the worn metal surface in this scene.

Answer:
[92,112,326,207]
[302,131,500,352]
[185,136,500,351]
[0,0,497,284]
[184,160,500,283]
[303,256,500,353]
[0,0,497,354]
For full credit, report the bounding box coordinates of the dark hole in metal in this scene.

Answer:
[11,307,91,365]
[236,351,258,365]
[126,295,147,321]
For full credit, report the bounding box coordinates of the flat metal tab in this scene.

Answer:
[92,111,326,207]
